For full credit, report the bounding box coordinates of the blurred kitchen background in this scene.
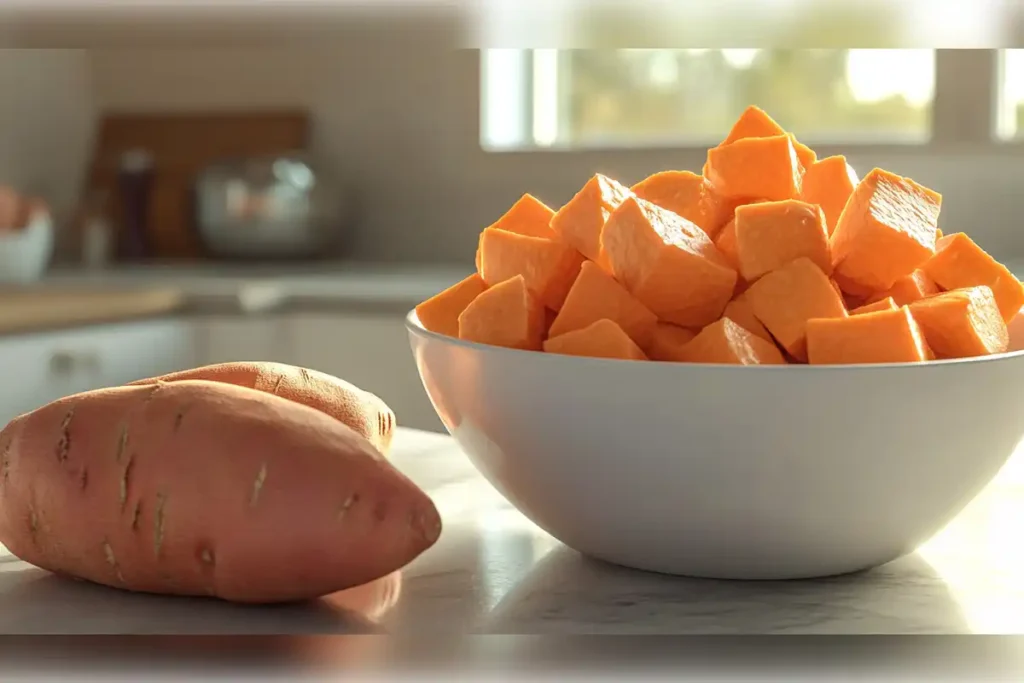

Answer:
[0,3,1022,434]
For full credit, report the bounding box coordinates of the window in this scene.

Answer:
[480,49,1018,152]
[997,49,1024,141]
[482,50,936,150]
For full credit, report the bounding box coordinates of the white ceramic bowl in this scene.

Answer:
[0,211,54,284]
[408,310,1024,580]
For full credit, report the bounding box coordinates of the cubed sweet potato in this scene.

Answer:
[549,261,657,349]
[744,257,848,362]
[631,171,733,239]
[478,227,585,311]
[921,232,1024,323]
[642,322,698,362]
[415,274,488,339]
[806,307,930,365]
[908,286,1009,358]
[602,196,737,328]
[543,319,648,361]
[830,168,941,292]
[458,275,546,351]
[705,135,803,201]
[550,174,633,267]
[734,199,831,281]
[800,155,858,236]
[676,317,785,365]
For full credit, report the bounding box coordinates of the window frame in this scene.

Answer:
[480,49,1019,157]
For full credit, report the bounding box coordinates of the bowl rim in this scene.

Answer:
[406,308,1024,371]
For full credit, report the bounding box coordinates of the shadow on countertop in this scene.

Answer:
[0,563,399,636]
[480,545,969,634]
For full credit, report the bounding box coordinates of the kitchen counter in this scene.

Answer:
[39,262,472,316]
[0,262,470,336]
[9,259,1024,332]
[3,427,1024,639]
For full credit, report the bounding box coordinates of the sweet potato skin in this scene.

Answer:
[0,380,440,604]
[128,362,395,455]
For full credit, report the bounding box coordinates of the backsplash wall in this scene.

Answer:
[4,43,1024,265]
[0,49,95,230]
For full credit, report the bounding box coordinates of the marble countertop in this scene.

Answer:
[2,427,1024,636]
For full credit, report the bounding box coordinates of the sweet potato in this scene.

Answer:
[830,168,942,292]
[458,274,546,351]
[676,317,786,365]
[733,199,831,281]
[550,173,633,268]
[0,380,440,604]
[415,274,488,339]
[806,307,930,365]
[921,232,1024,323]
[549,260,657,349]
[602,196,737,328]
[478,227,585,311]
[631,170,734,239]
[130,362,396,456]
[801,155,858,236]
[543,319,647,361]
[744,257,848,362]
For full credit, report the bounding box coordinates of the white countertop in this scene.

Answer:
[2,427,1024,637]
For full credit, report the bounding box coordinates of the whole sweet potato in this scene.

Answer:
[129,362,395,454]
[0,380,440,603]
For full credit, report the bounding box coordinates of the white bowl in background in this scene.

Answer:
[408,310,1024,580]
[0,211,54,284]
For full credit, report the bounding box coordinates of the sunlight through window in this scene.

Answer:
[482,49,936,150]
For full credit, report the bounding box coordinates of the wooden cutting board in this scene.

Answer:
[0,288,186,334]
[85,111,310,261]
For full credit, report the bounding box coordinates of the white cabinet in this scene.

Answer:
[282,312,444,433]
[0,318,198,425]
[193,314,290,365]
[0,310,445,433]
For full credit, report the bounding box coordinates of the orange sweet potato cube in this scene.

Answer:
[734,199,831,282]
[458,275,546,351]
[801,155,858,236]
[643,322,698,362]
[475,194,556,272]
[550,174,633,266]
[850,297,898,316]
[676,317,786,365]
[722,292,773,343]
[543,318,648,361]
[489,193,556,238]
[415,273,487,338]
[867,270,939,307]
[714,218,740,271]
[921,232,1024,323]
[704,135,803,202]
[602,196,738,328]
[830,168,941,292]
[806,307,930,365]
[831,270,877,302]
[549,261,658,349]
[745,257,848,361]
[478,227,585,311]
[908,286,1009,358]
[631,170,734,239]
[789,134,817,170]
[722,105,786,145]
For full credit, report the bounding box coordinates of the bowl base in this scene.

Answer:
[577,548,907,582]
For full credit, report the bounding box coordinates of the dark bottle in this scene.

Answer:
[116,149,154,261]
